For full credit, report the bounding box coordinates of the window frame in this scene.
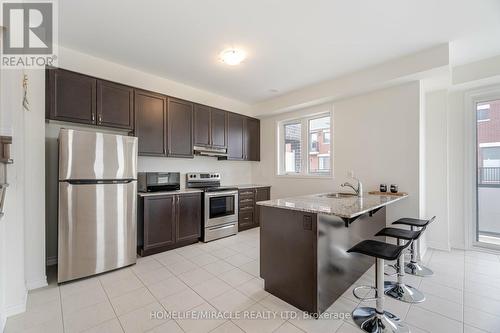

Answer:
[277,111,333,178]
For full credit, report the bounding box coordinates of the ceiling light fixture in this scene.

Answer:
[219,48,246,66]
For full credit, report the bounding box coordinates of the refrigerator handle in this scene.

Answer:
[65,179,136,185]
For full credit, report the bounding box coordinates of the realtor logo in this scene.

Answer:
[1,1,57,68]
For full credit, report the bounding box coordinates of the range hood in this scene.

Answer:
[193,145,228,157]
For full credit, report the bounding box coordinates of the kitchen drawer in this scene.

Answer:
[239,205,254,213]
[239,197,255,205]
[238,189,255,199]
[239,211,254,229]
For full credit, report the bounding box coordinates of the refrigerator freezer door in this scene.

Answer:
[58,180,137,282]
[59,129,138,181]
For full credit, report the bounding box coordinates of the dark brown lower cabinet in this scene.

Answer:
[138,192,201,256]
[238,186,271,231]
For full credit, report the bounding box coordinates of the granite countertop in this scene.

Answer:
[257,193,407,219]
[138,188,203,197]
[235,184,272,189]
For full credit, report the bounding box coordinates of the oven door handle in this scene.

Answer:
[208,223,236,231]
[204,191,238,197]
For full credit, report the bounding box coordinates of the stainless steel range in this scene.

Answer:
[186,172,238,242]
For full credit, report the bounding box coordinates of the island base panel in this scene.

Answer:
[317,208,386,313]
[260,206,318,313]
[260,205,386,315]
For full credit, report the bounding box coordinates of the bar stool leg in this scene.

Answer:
[385,239,425,303]
[405,227,434,277]
[352,258,409,333]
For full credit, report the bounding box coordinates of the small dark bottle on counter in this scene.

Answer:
[380,184,387,192]
[390,184,398,193]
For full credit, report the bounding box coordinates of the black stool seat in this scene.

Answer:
[348,240,406,261]
[375,227,421,241]
[392,216,435,228]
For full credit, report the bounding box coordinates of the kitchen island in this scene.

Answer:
[257,192,407,314]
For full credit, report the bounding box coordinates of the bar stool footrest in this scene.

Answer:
[353,285,378,301]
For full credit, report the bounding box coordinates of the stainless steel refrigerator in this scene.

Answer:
[58,129,138,283]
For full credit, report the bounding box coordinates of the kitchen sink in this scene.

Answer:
[317,192,358,199]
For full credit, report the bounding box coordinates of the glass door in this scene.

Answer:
[476,99,500,248]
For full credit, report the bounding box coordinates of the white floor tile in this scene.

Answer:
[146,320,184,333]
[102,275,144,299]
[63,301,116,333]
[406,306,463,333]
[209,289,256,313]
[231,303,285,333]
[175,302,226,333]
[218,268,254,287]
[118,301,166,333]
[82,319,124,333]
[203,260,236,276]
[464,305,500,333]
[110,287,156,316]
[160,288,205,312]
[236,278,269,302]
[274,322,306,333]
[224,254,254,267]
[209,321,245,333]
[191,277,233,300]
[178,267,214,287]
[415,293,463,322]
[148,276,188,299]
[134,267,173,286]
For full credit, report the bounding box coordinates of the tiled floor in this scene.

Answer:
[5,228,500,333]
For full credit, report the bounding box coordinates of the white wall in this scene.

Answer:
[23,69,47,290]
[252,82,421,225]
[0,69,28,326]
[424,90,450,250]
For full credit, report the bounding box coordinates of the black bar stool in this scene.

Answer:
[393,216,436,277]
[348,240,410,333]
[375,227,425,303]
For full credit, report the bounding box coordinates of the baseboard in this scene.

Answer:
[1,309,6,333]
[4,290,27,318]
[26,275,48,290]
[46,256,57,266]
[426,240,451,252]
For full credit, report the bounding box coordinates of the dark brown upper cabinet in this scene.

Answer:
[167,98,194,158]
[194,105,227,149]
[226,114,260,161]
[135,90,167,156]
[193,104,211,147]
[244,117,260,161]
[46,68,97,124]
[96,80,134,130]
[227,113,245,160]
[211,108,227,148]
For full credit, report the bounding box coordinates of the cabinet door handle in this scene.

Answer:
[98,114,102,123]
[91,113,95,122]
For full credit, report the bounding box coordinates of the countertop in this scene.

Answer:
[138,188,203,197]
[234,184,272,189]
[257,192,407,219]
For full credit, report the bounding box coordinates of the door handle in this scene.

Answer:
[98,114,102,123]
[91,113,96,122]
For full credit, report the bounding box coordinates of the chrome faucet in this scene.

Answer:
[341,177,363,197]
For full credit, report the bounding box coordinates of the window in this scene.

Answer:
[324,131,331,144]
[278,112,332,176]
[477,103,490,121]
[283,122,302,173]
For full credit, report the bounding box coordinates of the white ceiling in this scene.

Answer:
[59,0,500,103]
